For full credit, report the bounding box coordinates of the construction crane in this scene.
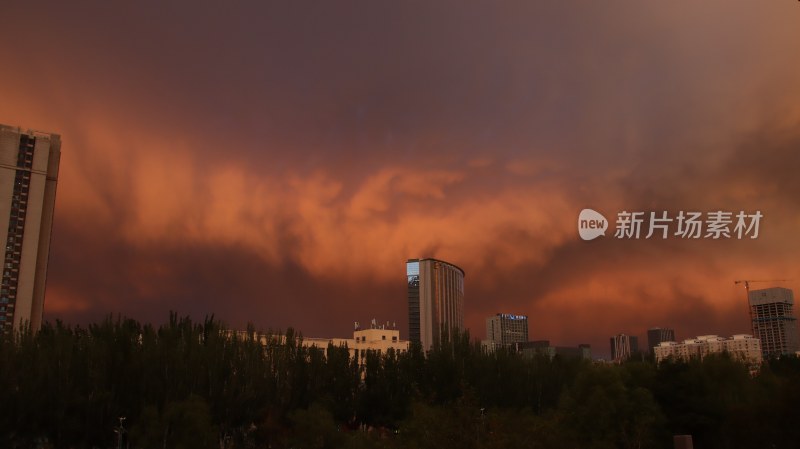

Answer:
[734,279,789,335]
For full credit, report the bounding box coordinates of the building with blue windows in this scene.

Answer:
[407,258,464,351]
[485,313,529,347]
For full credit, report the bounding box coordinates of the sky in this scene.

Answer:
[1,1,799,356]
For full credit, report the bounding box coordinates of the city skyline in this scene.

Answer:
[2,2,800,355]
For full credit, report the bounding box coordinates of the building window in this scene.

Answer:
[2,136,36,330]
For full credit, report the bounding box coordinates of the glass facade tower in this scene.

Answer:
[407,258,464,351]
[610,334,639,363]
[647,327,676,354]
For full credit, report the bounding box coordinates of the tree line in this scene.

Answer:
[0,312,798,449]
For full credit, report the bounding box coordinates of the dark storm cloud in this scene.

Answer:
[722,126,800,208]
[48,218,405,337]
[1,1,706,168]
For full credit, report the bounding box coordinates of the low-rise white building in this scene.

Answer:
[227,320,409,365]
[654,334,762,365]
[303,325,410,363]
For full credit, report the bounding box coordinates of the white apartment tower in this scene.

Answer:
[0,125,61,333]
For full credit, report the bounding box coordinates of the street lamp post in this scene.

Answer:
[114,416,126,449]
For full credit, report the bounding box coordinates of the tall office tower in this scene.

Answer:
[647,327,675,353]
[748,287,799,357]
[610,333,639,363]
[486,313,528,346]
[407,258,464,351]
[0,125,61,333]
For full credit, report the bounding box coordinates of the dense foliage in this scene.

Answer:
[1,313,798,449]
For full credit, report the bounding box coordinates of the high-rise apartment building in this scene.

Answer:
[0,125,61,333]
[647,327,675,353]
[486,313,528,346]
[407,258,464,351]
[748,287,799,357]
[610,334,639,363]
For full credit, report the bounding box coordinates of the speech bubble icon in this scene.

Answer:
[578,209,609,241]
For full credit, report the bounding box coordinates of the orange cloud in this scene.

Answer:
[44,287,90,314]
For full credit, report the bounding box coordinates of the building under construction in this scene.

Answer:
[748,287,799,357]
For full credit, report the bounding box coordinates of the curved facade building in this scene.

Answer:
[407,258,465,351]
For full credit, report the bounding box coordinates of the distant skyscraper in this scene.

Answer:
[647,327,675,353]
[748,287,799,357]
[486,313,528,346]
[0,125,61,333]
[610,334,639,363]
[407,258,464,351]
